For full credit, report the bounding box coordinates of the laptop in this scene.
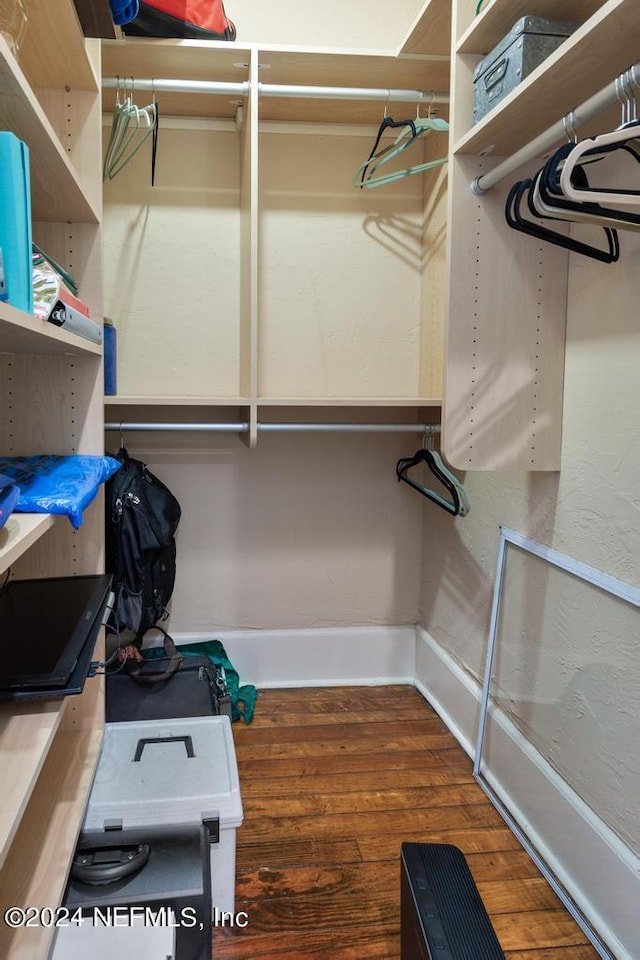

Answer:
[0,574,113,701]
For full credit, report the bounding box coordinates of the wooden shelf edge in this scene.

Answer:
[104,396,251,406]
[0,515,58,573]
[0,303,102,356]
[0,699,68,868]
[257,397,443,407]
[452,0,640,157]
[456,0,603,55]
[397,0,453,57]
[0,726,104,960]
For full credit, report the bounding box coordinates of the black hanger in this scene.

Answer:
[358,115,417,188]
[505,177,620,263]
[396,448,470,517]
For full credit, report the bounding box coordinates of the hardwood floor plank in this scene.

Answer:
[232,732,457,760]
[357,827,524,861]
[236,838,363,872]
[505,948,601,959]
[215,923,399,959]
[253,685,419,704]
[237,746,467,779]
[238,803,506,844]
[493,911,595,951]
[243,782,486,818]
[233,863,551,905]
[233,717,448,745]
[236,827,526,873]
[240,765,475,799]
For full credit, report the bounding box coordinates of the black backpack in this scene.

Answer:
[105,447,181,642]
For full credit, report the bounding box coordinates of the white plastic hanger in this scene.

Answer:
[559,70,640,207]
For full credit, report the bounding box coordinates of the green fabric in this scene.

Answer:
[143,638,257,723]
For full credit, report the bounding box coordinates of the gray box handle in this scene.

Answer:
[133,734,195,761]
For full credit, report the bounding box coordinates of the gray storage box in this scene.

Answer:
[82,716,243,914]
[473,17,578,122]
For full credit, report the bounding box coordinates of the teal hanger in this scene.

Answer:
[353,114,449,190]
[103,76,157,181]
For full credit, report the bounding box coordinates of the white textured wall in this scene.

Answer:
[228,0,423,50]
[419,223,640,868]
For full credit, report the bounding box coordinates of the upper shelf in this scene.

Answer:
[0,302,101,356]
[398,0,452,57]
[453,0,640,157]
[456,0,603,52]
[101,39,451,125]
[101,39,252,119]
[0,36,100,222]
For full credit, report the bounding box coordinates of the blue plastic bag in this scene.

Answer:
[0,454,121,529]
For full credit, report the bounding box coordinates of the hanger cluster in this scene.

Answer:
[505,67,640,262]
[104,76,159,183]
[354,101,449,190]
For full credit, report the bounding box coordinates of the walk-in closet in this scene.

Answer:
[0,0,638,957]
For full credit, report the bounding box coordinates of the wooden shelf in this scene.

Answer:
[104,395,251,406]
[456,0,602,53]
[20,0,99,91]
[0,302,102,356]
[0,515,58,574]
[0,726,104,960]
[0,699,68,868]
[453,0,640,158]
[397,0,452,57]
[101,39,252,120]
[257,46,450,124]
[257,397,442,407]
[101,40,451,124]
[0,36,100,222]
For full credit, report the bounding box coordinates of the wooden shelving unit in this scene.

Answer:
[453,0,640,158]
[442,0,640,471]
[101,39,450,435]
[0,6,106,957]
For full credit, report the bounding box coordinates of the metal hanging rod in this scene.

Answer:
[102,77,449,106]
[471,61,640,195]
[104,421,440,435]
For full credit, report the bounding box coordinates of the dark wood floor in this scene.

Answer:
[215,685,600,959]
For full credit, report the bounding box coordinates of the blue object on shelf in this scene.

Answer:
[0,132,33,313]
[108,0,140,25]
[103,320,117,395]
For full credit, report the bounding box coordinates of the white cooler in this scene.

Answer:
[82,715,243,914]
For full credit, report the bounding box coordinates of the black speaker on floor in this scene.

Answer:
[400,843,506,960]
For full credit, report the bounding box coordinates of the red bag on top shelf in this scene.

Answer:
[123,1,236,40]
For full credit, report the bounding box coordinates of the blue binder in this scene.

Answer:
[0,132,33,313]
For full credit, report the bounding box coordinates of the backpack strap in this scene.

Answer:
[126,625,184,685]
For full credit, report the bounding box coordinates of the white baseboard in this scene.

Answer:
[415,627,639,960]
[170,625,416,688]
